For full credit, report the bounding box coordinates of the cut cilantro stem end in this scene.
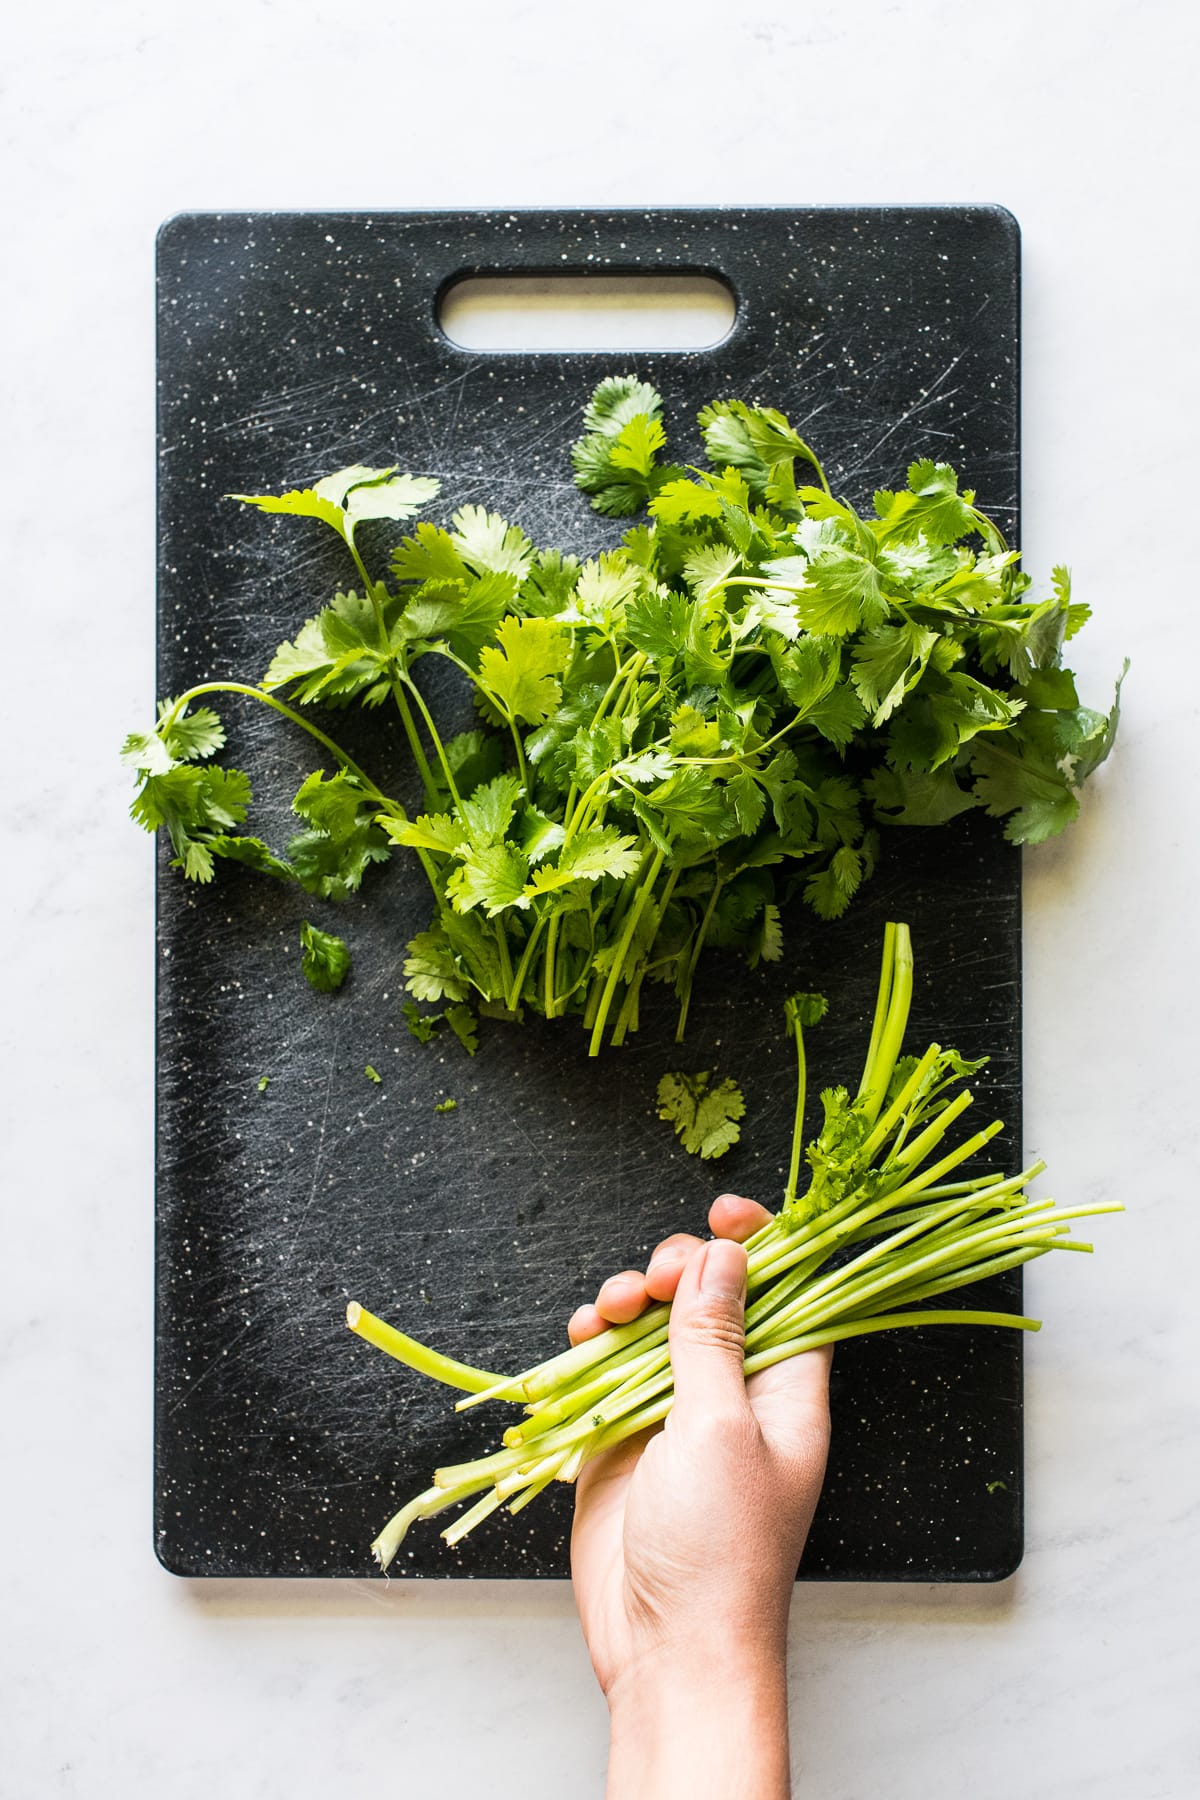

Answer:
[127,379,1122,1042]
[351,922,1123,1567]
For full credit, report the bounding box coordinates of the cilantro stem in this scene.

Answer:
[346,1303,504,1392]
[783,1007,809,1209]
[507,914,547,1011]
[389,680,440,802]
[543,914,561,1016]
[396,673,460,808]
[675,870,723,1043]
[493,921,515,999]
[861,923,914,1124]
[587,847,666,1057]
[163,683,395,806]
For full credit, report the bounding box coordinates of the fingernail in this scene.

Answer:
[700,1239,746,1301]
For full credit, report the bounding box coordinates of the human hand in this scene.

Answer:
[569,1193,832,1800]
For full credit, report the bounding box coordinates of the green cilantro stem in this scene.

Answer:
[674,871,723,1043]
[390,679,441,804]
[346,1302,504,1393]
[783,1009,809,1209]
[161,682,395,806]
[588,846,666,1057]
[396,672,461,808]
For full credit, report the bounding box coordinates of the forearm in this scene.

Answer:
[604,1648,790,1800]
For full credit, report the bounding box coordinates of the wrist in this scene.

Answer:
[604,1640,789,1800]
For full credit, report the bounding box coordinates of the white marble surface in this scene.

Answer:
[3,1,1197,1794]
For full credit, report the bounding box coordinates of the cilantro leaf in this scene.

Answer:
[300,921,351,992]
[476,616,571,725]
[444,1004,479,1055]
[288,771,392,899]
[402,1001,441,1044]
[403,931,471,1003]
[656,1070,746,1160]
[524,828,641,896]
[450,506,536,581]
[232,465,440,548]
[572,377,668,515]
[446,843,531,916]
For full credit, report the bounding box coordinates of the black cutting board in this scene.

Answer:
[155,206,1023,1579]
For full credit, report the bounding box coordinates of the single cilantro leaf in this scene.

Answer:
[774,543,889,637]
[434,1097,458,1113]
[300,921,351,992]
[403,931,471,1003]
[378,810,466,856]
[292,769,372,839]
[257,1076,270,1094]
[157,702,227,763]
[520,548,584,617]
[457,773,524,850]
[343,473,441,526]
[851,621,939,724]
[864,763,978,827]
[656,1070,746,1160]
[450,505,535,581]
[524,828,641,895]
[391,522,469,585]
[446,843,531,916]
[754,902,784,966]
[582,376,664,436]
[402,1002,442,1044]
[610,413,667,479]
[402,571,514,666]
[803,846,865,919]
[875,460,980,547]
[233,465,440,547]
[287,770,392,899]
[516,805,566,864]
[645,766,734,845]
[476,616,571,725]
[263,590,385,703]
[205,833,296,881]
[624,587,690,662]
[565,552,644,626]
[784,992,828,1032]
[740,590,802,641]
[615,749,676,786]
[572,378,668,515]
[365,1064,382,1083]
[444,1004,479,1055]
[682,543,741,603]
[649,478,726,525]
[121,729,175,777]
[697,399,827,504]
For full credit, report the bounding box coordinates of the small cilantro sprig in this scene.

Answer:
[127,381,1122,1054]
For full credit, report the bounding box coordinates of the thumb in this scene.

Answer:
[668,1239,750,1422]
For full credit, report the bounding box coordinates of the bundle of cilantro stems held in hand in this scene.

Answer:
[124,379,1123,1055]
[347,923,1121,1568]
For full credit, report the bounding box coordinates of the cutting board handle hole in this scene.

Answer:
[437,272,737,351]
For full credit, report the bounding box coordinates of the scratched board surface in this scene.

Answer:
[155,207,1023,1579]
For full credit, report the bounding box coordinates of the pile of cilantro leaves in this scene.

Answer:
[124,377,1122,1057]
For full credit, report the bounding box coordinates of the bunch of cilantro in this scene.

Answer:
[124,376,1122,1056]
